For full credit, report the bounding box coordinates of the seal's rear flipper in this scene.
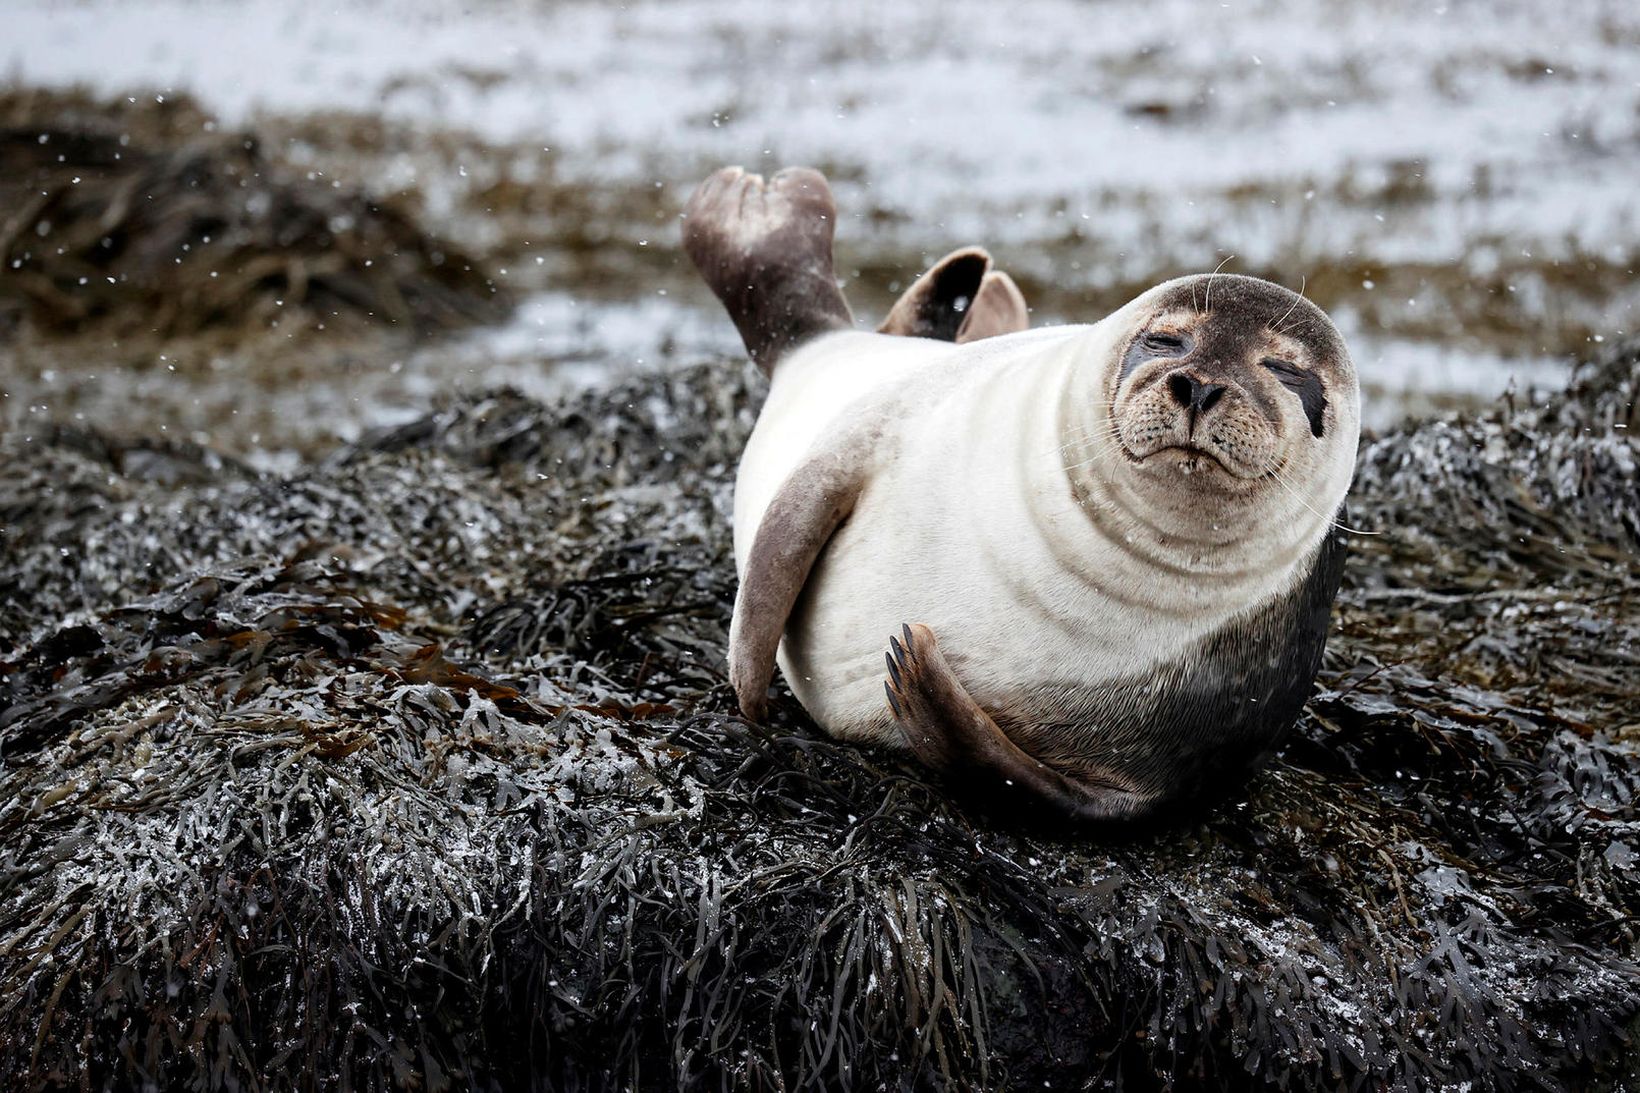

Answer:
[878,247,991,340]
[878,248,1030,343]
[884,623,1152,823]
[683,166,854,372]
[958,271,1030,343]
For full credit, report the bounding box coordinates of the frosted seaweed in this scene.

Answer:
[2,347,1638,1090]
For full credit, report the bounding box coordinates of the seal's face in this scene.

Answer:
[1105,274,1357,501]
[1054,273,1359,564]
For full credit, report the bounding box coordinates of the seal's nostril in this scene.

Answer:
[1167,374,1226,414]
[1167,373,1195,407]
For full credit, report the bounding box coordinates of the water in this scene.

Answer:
[6,0,1640,447]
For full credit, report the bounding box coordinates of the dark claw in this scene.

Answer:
[885,680,903,718]
[889,634,906,671]
[885,650,902,688]
[901,623,916,659]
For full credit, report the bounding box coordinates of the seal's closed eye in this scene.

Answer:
[1120,331,1196,381]
[1262,358,1327,438]
[1261,358,1309,382]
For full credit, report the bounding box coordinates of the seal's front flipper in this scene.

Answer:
[683,166,854,372]
[730,436,872,720]
[884,623,1151,823]
[878,248,1030,343]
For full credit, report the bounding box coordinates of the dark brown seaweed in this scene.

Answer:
[2,337,1636,1090]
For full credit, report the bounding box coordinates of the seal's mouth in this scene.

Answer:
[1121,440,1273,482]
[1125,441,1228,472]
[1154,443,1222,465]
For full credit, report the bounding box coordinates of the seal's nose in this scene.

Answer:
[1167,373,1226,415]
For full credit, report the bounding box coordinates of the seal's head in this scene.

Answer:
[1064,273,1360,563]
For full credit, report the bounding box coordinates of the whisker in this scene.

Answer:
[1263,459,1380,536]
[1058,428,1123,460]
[1271,274,1306,334]
[1061,426,1130,471]
[1062,445,1127,473]
[1052,435,1111,457]
[1056,414,1118,436]
[1203,254,1235,312]
[1049,413,1120,451]
[1071,422,1124,451]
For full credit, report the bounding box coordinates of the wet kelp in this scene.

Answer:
[0,88,508,340]
[2,342,1637,1091]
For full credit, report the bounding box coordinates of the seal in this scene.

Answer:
[683,166,1360,822]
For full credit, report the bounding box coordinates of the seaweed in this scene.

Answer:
[0,87,508,340]
[1,341,1637,1090]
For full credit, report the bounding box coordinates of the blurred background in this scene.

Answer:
[4,0,1638,465]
